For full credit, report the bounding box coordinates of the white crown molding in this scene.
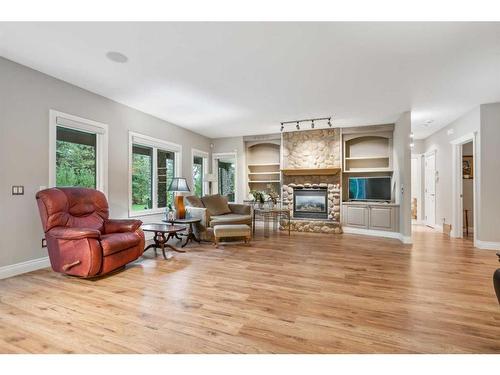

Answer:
[0,256,50,280]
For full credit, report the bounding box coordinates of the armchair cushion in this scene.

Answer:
[101,232,142,256]
[104,219,142,234]
[201,194,232,216]
[48,226,101,240]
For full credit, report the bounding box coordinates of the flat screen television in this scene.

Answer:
[349,176,391,201]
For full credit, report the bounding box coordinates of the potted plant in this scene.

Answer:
[250,190,265,208]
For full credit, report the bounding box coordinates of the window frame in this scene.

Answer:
[212,152,238,203]
[49,110,109,195]
[191,148,209,197]
[128,132,182,217]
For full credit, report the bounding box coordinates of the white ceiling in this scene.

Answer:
[1,22,500,139]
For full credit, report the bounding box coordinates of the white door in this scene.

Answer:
[424,153,436,227]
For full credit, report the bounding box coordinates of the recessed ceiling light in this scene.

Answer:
[423,119,434,127]
[106,51,128,63]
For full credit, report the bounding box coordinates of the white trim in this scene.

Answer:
[450,132,479,246]
[212,152,238,203]
[128,131,182,218]
[49,110,109,196]
[0,257,50,280]
[475,240,500,251]
[342,226,412,244]
[192,148,210,196]
[424,149,437,228]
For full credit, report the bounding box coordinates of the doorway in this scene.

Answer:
[424,151,436,228]
[462,142,474,239]
[212,152,237,203]
[450,132,478,243]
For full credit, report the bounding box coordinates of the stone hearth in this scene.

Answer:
[281,129,342,234]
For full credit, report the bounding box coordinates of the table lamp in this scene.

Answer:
[168,177,190,219]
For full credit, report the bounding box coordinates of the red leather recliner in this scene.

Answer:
[36,187,145,278]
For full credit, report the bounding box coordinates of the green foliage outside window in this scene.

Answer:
[132,146,152,211]
[193,156,204,197]
[218,161,235,202]
[56,130,97,189]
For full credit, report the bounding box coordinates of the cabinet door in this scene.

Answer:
[345,205,369,228]
[369,207,394,231]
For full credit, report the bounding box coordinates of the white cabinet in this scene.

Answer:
[342,202,399,232]
[344,205,369,228]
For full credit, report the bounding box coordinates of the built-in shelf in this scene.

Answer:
[344,169,394,173]
[246,142,281,194]
[281,168,341,176]
[343,133,393,173]
[345,156,389,160]
[248,180,281,183]
[248,163,280,167]
[248,171,281,175]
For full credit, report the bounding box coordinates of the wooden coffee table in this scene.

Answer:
[142,223,187,260]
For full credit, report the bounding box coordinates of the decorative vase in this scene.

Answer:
[167,209,176,222]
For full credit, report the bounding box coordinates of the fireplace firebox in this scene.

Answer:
[293,188,328,219]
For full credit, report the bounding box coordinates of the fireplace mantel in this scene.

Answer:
[281,167,341,176]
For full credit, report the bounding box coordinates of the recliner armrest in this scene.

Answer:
[104,219,142,234]
[48,226,101,240]
[229,203,252,215]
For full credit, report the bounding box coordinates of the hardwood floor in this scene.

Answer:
[0,225,499,353]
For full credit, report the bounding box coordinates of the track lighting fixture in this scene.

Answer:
[280,116,333,132]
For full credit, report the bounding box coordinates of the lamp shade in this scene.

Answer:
[168,177,190,192]
[203,173,217,182]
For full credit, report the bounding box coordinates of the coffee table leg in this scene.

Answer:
[159,232,173,260]
[182,223,200,248]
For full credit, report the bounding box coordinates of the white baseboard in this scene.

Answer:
[0,256,51,280]
[399,234,413,244]
[475,240,500,251]
[343,227,411,244]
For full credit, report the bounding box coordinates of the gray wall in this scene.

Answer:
[393,111,412,241]
[422,107,480,229]
[478,102,500,242]
[0,57,211,268]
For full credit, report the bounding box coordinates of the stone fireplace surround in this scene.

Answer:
[280,129,342,234]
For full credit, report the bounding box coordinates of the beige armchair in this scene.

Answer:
[184,194,252,241]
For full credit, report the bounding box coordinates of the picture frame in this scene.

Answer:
[462,155,473,179]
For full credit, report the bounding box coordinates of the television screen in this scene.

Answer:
[349,177,391,201]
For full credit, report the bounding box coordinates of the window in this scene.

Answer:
[50,110,108,193]
[213,153,237,203]
[157,150,176,208]
[132,145,153,211]
[129,132,181,216]
[193,156,204,197]
[192,149,209,198]
[56,127,97,188]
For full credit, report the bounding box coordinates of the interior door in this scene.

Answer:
[425,153,436,227]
